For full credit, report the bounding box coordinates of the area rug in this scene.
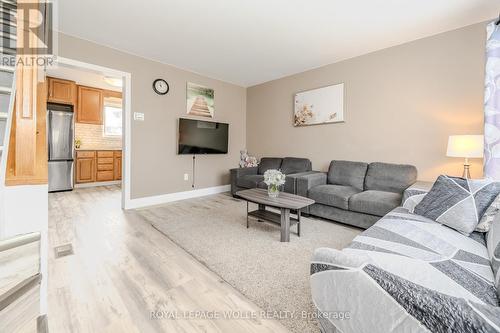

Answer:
[136,193,361,333]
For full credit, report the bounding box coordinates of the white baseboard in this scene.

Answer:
[75,181,122,188]
[126,184,231,210]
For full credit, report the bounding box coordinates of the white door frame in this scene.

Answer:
[53,57,133,209]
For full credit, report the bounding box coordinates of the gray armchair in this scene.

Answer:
[230,166,260,195]
[230,157,317,196]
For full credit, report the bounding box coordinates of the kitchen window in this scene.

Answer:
[103,97,122,136]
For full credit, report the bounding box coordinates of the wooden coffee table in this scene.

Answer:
[236,188,315,242]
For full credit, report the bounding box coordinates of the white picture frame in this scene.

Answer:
[293,83,344,126]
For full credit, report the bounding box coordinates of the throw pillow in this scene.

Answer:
[476,193,500,232]
[414,175,500,235]
[486,214,500,297]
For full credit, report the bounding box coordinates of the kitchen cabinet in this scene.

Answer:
[77,86,103,124]
[47,77,76,105]
[75,150,121,184]
[75,151,96,183]
[114,151,122,180]
[96,151,114,181]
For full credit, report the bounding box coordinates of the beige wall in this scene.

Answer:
[58,34,246,199]
[247,22,487,181]
[60,20,487,199]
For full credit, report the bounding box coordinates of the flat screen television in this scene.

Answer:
[178,118,229,154]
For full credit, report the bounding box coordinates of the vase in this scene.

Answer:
[267,184,280,198]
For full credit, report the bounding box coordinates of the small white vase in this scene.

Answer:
[267,184,280,198]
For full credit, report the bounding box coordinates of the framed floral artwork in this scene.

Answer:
[293,83,344,126]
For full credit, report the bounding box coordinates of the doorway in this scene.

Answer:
[48,57,131,208]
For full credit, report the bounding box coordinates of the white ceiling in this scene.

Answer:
[58,0,500,87]
[46,65,122,92]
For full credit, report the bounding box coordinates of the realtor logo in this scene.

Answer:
[1,1,57,66]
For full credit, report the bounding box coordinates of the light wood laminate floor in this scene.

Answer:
[48,186,289,333]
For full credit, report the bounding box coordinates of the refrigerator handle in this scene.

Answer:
[47,110,52,160]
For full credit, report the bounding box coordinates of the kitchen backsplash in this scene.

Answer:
[75,123,122,150]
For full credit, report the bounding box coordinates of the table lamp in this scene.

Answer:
[446,135,484,179]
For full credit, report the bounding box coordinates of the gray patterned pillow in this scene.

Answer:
[486,214,500,297]
[414,175,500,235]
[476,193,500,232]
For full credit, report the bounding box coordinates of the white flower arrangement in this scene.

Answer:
[264,169,285,197]
[263,169,286,187]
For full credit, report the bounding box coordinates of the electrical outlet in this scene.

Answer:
[184,173,189,181]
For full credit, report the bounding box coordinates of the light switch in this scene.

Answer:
[184,173,189,181]
[134,112,145,121]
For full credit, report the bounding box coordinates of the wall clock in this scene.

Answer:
[153,79,169,95]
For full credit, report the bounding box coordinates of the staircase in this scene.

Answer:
[0,1,46,331]
[0,0,16,178]
[0,0,17,56]
[0,66,15,164]
[0,0,16,234]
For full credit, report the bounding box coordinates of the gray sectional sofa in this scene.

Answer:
[230,157,317,196]
[297,160,417,229]
[311,182,500,333]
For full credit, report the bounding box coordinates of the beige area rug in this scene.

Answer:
[136,193,362,333]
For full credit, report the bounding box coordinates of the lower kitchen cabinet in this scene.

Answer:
[96,151,115,181]
[114,151,122,180]
[75,150,122,184]
[75,151,96,183]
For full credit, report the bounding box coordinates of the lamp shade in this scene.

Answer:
[446,135,484,158]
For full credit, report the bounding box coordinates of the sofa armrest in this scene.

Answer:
[296,172,327,198]
[402,180,434,211]
[230,167,258,195]
[284,171,321,194]
[312,247,370,269]
[230,166,258,178]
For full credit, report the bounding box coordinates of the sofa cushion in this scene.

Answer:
[414,176,500,236]
[365,162,417,194]
[327,160,368,190]
[280,157,312,175]
[308,185,361,210]
[256,181,268,189]
[258,158,282,175]
[486,214,500,297]
[349,190,402,217]
[236,174,264,189]
[477,193,500,232]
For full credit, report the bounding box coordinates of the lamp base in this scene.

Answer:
[462,163,471,179]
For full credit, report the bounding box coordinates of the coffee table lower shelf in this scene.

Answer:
[247,207,300,242]
[248,209,299,226]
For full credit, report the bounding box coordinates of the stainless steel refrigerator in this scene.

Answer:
[48,103,74,192]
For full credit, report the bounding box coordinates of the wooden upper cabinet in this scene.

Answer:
[47,77,76,105]
[77,86,103,124]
